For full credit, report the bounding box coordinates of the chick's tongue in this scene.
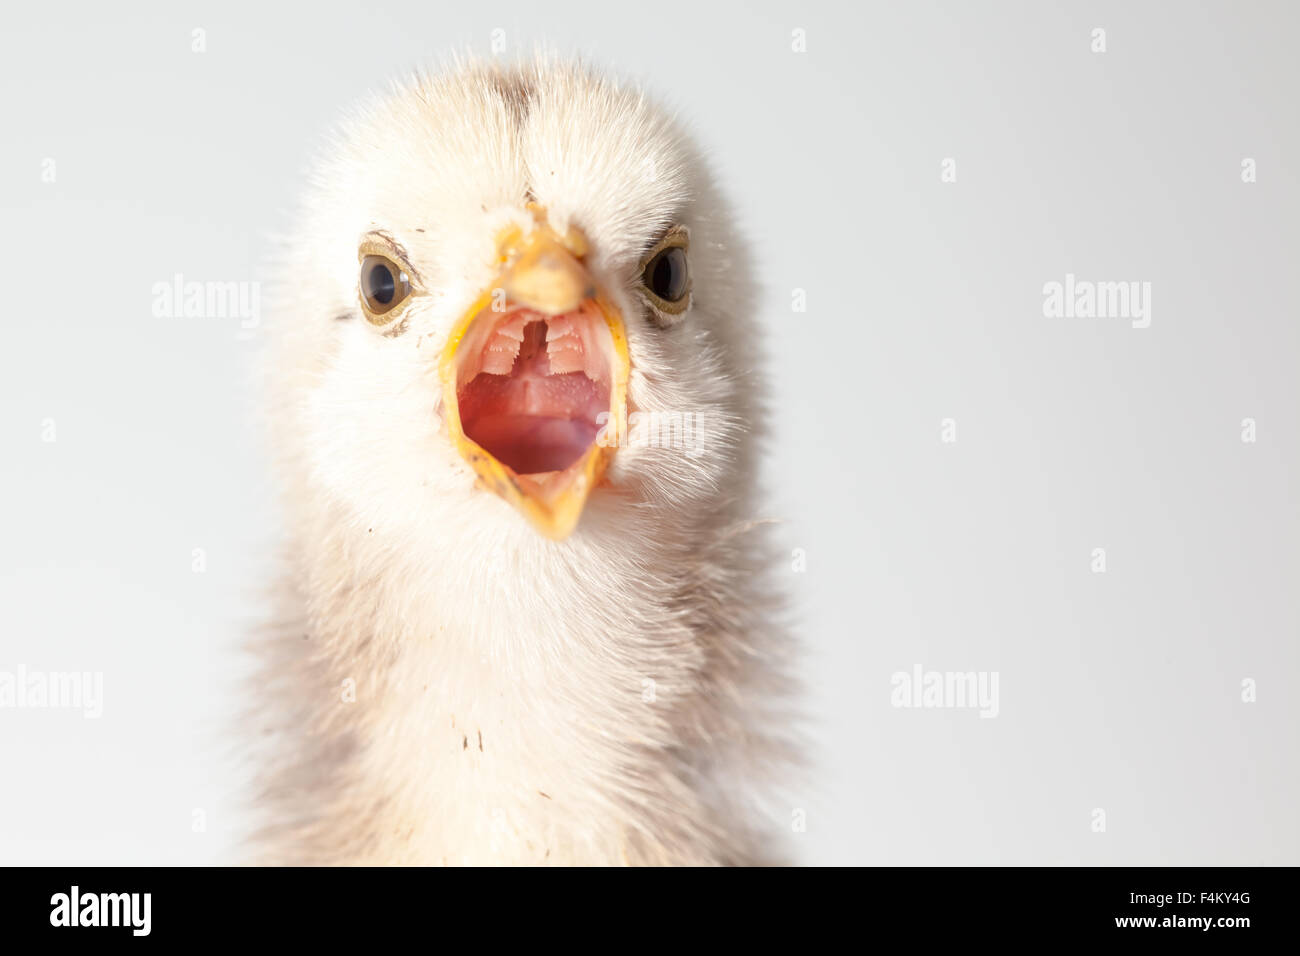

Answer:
[457,321,604,475]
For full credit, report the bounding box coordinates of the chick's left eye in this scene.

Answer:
[360,254,411,320]
[645,246,689,305]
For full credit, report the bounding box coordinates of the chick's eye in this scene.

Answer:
[643,246,689,309]
[359,254,411,321]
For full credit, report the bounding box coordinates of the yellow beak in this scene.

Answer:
[438,223,630,540]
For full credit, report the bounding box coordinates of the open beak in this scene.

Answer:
[438,219,630,540]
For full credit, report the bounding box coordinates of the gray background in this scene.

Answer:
[1,1,1295,865]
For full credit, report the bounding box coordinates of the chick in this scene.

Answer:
[252,56,795,865]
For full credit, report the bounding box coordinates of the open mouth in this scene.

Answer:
[438,219,629,539]
[456,303,611,476]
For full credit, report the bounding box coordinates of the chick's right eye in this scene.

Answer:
[360,254,411,320]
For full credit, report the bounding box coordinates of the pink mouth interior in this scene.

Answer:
[456,305,611,475]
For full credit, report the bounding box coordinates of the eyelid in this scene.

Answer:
[358,232,424,289]
[638,225,690,271]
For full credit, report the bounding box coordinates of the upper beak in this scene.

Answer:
[438,221,630,540]
[498,231,595,315]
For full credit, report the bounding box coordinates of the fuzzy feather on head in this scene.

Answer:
[252,54,797,866]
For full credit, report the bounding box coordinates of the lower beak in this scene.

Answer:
[438,231,629,540]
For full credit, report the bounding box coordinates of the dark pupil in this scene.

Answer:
[650,248,685,301]
[368,263,396,305]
